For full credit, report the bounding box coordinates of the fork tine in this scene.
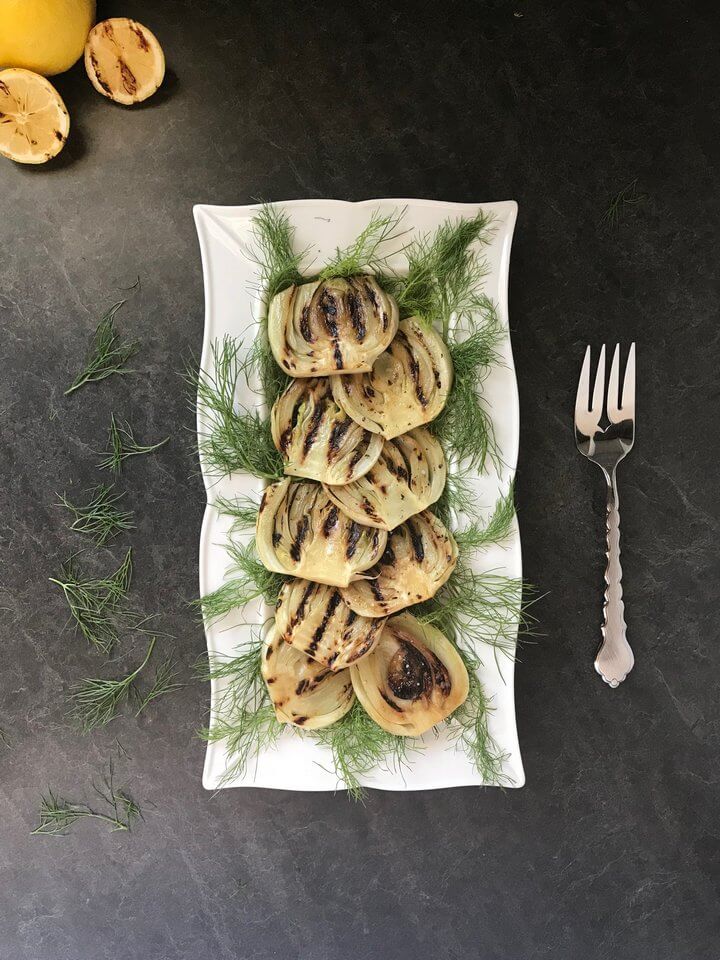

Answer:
[622,342,636,416]
[607,344,621,423]
[591,344,606,419]
[575,345,592,421]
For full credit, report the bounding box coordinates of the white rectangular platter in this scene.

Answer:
[194,198,523,792]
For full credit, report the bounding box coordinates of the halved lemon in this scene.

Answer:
[0,67,69,164]
[84,18,165,105]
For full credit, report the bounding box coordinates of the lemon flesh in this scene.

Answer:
[0,67,69,164]
[84,18,165,105]
[0,0,95,77]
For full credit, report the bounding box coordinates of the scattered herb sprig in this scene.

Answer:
[59,484,134,546]
[32,763,141,836]
[49,550,133,654]
[65,302,138,396]
[600,178,647,228]
[69,637,158,730]
[98,414,168,474]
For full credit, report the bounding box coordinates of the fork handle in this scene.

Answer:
[595,481,634,687]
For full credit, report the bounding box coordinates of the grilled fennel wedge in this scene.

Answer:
[350,612,469,736]
[262,626,354,729]
[341,510,458,616]
[271,377,383,484]
[268,276,398,377]
[275,579,386,671]
[256,479,387,587]
[331,317,453,439]
[322,427,446,530]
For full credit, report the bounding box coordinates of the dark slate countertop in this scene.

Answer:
[2,2,718,958]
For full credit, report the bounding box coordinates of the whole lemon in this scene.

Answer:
[0,0,96,76]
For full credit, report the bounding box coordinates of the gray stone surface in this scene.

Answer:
[1,1,719,958]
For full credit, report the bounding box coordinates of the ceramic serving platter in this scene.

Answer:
[194,198,523,792]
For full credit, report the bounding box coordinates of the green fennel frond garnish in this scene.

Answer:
[64,301,138,396]
[49,549,133,654]
[58,484,134,546]
[197,633,283,785]
[188,337,283,480]
[249,204,306,301]
[214,494,260,533]
[69,637,158,731]
[452,486,516,552]
[318,209,408,280]
[196,539,286,625]
[417,567,528,662]
[243,333,290,409]
[600,178,647,228]
[98,414,169,474]
[431,298,503,470]
[451,649,509,784]
[32,763,141,836]
[392,210,493,336]
[311,700,413,801]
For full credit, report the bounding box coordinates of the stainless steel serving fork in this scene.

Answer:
[574,344,636,687]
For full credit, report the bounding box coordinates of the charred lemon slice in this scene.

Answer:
[84,18,165,105]
[0,68,69,165]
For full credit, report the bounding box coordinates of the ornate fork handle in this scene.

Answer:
[595,480,634,687]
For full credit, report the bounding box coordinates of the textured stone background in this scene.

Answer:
[1,1,718,958]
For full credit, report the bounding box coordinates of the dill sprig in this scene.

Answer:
[249,204,306,301]
[32,763,141,836]
[311,700,412,800]
[197,539,285,625]
[188,337,283,480]
[98,414,168,474]
[451,648,509,784]
[393,211,493,336]
[318,209,408,280]
[432,466,478,528]
[197,633,283,784]
[69,637,157,731]
[214,494,260,533]
[58,484,134,546]
[431,298,504,470]
[243,334,290,409]
[64,301,138,396]
[452,486,516,552]
[49,550,133,654]
[417,566,527,662]
[600,178,647,227]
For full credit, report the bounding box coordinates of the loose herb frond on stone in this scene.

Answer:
[49,550,133,654]
[32,763,141,837]
[58,484,134,546]
[98,414,168,474]
[69,637,158,731]
[65,301,138,396]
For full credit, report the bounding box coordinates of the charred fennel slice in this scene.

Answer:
[341,509,458,617]
[322,427,446,531]
[331,317,453,439]
[275,579,386,671]
[255,478,387,587]
[268,276,398,377]
[262,625,354,729]
[350,612,469,737]
[271,377,383,484]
